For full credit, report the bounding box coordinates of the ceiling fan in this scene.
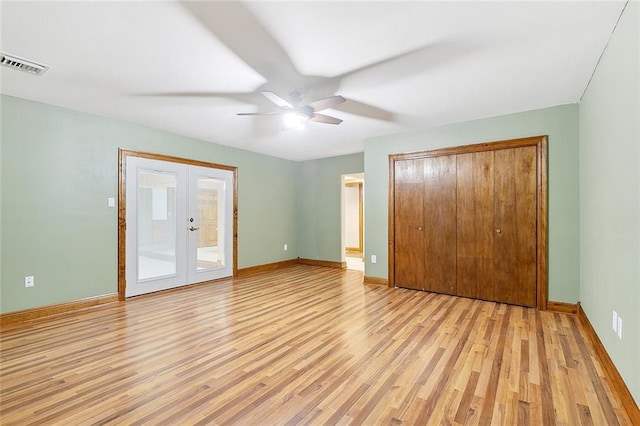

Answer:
[237,91,346,128]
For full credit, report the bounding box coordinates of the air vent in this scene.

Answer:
[0,52,49,76]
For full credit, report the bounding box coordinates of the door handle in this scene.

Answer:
[418,226,424,231]
[189,226,200,232]
[495,228,502,234]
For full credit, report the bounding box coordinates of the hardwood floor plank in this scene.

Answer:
[454,370,480,423]
[479,304,511,424]
[535,309,558,425]
[517,398,531,426]
[578,403,595,426]
[0,265,632,425]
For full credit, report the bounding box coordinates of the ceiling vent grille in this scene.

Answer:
[0,52,49,76]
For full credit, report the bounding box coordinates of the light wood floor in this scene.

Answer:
[0,265,631,425]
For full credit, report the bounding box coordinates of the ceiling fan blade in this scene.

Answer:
[310,114,343,125]
[336,99,395,122]
[135,91,262,103]
[307,95,346,112]
[261,91,293,109]
[332,40,476,90]
[237,112,283,116]
[181,2,302,84]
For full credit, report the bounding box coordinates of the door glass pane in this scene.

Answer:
[197,177,225,270]
[137,170,177,280]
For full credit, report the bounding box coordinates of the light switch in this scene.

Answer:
[107,197,115,207]
[617,317,623,339]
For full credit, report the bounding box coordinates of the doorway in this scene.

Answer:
[118,150,237,299]
[342,173,364,271]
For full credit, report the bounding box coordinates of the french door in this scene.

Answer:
[125,156,234,297]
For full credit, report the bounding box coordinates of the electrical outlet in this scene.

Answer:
[617,317,623,339]
[284,244,288,251]
[25,276,34,288]
[371,255,377,264]
[613,311,618,332]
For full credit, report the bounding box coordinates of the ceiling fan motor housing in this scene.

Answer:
[299,105,314,119]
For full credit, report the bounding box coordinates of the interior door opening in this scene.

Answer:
[342,173,364,272]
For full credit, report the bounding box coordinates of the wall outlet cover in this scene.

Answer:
[25,276,34,288]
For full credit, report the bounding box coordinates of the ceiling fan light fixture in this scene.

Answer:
[283,111,309,129]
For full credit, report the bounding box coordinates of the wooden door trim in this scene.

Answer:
[388,135,549,310]
[389,136,545,161]
[388,157,397,291]
[537,137,548,310]
[117,149,238,302]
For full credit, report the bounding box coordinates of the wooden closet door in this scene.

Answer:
[456,151,495,300]
[390,136,546,308]
[493,146,537,307]
[394,159,426,290]
[423,155,457,295]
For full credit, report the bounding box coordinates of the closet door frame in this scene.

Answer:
[388,135,548,310]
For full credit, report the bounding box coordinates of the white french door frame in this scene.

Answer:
[118,149,237,300]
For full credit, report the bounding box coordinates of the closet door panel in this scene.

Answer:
[474,151,496,302]
[423,155,457,295]
[456,153,476,298]
[494,147,537,306]
[514,146,538,307]
[494,148,517,304]
[457,151,496,300]
[394,159,426,290]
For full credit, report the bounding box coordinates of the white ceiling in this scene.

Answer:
[0,1,626,161]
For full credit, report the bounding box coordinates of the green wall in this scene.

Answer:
[363,104,580,303]
[296,153,364,262]
[579,2,639,404]
[0,95,298,313]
